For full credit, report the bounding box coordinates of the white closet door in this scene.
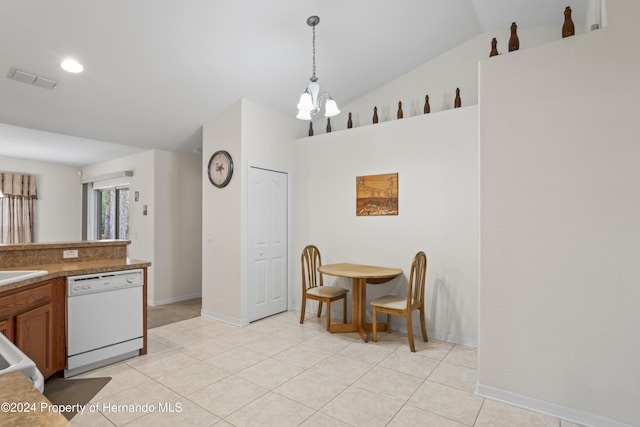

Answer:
[247,166,288,322]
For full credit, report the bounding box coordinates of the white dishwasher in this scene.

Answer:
[65,269,143,377]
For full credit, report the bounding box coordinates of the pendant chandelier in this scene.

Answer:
[296,16,340,120]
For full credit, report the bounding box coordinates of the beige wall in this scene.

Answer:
[478,1,640,426]
[82,149,201,306]
[0,156,82,242]
[293,107,479,345]
[153,150,202,304]
[201,99,299,325]
[201,101,243,323]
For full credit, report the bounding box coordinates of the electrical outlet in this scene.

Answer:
[63,249,78,259]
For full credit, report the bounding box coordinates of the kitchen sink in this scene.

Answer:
[0,270,48,286]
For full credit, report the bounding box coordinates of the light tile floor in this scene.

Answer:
[70,312,584,426]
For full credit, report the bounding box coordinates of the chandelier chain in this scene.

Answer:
[311,23,317,81]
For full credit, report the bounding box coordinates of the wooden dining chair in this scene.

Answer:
[299,245,348,331]
[371,251,428,352]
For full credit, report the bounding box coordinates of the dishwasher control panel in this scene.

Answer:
[67,269,143,296]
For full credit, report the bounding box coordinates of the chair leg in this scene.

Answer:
[407,312,415,352]
[300,296,306,324]
[419,306,428,342]
[325,300,331,331]
[372,307,378,342]
[386,314,391,333]
[342,296,347,324]
[317,301,323,318]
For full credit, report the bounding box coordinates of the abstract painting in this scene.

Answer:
[356,173,398,216]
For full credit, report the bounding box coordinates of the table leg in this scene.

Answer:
[327,277,379,341]
[356,278,368,342]
[329,278,360,334]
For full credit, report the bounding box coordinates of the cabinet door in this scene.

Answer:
[0,292,16,341]
[0,318,9,339]
[15,303,54,378]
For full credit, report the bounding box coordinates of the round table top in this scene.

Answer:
[318,263,403,279]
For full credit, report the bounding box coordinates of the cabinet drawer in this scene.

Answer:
[0,282,52,319]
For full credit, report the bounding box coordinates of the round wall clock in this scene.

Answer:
[208,150,234,188]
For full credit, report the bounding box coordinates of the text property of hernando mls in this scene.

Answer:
[0,401,183,416]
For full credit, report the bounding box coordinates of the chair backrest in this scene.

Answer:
[301,244,323,291]
[407,251,427,307]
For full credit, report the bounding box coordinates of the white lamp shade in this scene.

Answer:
[324,98,340,117]
[296,109,312,120]
[297,91,314,112]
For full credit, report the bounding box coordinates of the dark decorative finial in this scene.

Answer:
[454,88,461,108]
[562,6,575,38]
[490,38,499,57]
[508,22,519,52]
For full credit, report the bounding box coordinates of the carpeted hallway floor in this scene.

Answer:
[147,298,201,329]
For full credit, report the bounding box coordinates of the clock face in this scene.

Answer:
[208,150,234,188]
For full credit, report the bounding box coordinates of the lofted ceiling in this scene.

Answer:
[0,0,589,167]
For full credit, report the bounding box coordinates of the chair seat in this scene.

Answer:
[307,286,348,298]
[371,295,409,310]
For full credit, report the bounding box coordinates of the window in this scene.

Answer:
[96,187,129,239]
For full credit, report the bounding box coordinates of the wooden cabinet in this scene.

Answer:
[15,304,54,377]
[0,278,65,379]
[0,318,8,337]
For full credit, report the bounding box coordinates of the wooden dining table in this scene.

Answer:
[318,263,403,342]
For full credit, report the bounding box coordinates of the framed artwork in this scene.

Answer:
[356,173,398,216]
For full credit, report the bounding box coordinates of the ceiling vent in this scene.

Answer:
[8,68,57,89]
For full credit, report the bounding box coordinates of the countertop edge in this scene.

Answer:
[0,259,151,293]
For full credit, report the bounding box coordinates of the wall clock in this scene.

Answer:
[208,150,234,188]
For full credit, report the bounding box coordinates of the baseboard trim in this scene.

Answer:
[427,330,477,347]
[289,307,477,347]
[476,384,635,427]
[148,293,201,307]
[201,309,247,327]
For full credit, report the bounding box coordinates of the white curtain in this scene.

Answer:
[0,173,38,243]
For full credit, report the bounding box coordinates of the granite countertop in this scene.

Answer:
[0,372,69,426]
[0,258,151,293]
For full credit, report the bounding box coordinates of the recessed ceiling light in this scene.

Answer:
[61,58,84,73]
